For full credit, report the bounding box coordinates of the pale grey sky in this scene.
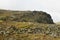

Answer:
[0,0,60,22]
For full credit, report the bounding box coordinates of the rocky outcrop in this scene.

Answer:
[0,10,54,24]
[12,11,54,24]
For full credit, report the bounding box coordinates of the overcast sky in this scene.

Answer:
[0,0,60,22]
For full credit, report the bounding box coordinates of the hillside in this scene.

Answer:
[0,10,59,40]
[0,10,54,24]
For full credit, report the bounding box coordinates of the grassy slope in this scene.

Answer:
[0,21,60,40]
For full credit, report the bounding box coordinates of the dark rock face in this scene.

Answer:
[12,11,54,24]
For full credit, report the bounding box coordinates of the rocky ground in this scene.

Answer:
[0,22,60,40]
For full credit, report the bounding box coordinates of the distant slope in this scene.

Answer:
[56,22,60,24]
